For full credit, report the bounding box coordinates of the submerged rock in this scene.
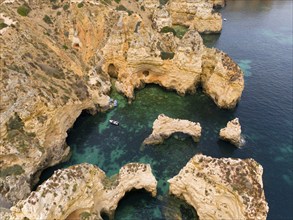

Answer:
[143,114,202,145]
[0,163,157,220]
[168,154,269,220]
[219,118,245,147]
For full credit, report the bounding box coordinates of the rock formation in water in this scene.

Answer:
[0,0,243,204]
[102,15,244,107]
[219,118,244,147]
[143,114,201,145]
[0,163,157,220]
[167,0,223,33]
[168,154,269,220]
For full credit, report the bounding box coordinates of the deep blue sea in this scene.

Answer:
[39,1,293,219]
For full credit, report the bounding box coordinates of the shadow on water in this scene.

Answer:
[114,190,198,220]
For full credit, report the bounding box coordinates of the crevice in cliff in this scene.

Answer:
[108,63,118,78]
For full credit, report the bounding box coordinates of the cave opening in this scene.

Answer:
[108,63,118,78]
[143,70,150,77]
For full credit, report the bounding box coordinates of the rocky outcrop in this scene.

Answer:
[0,2,113,203]
[219,118,245,147]
[201,49,244,108]
[152,7,172,31]
[0,0,243,204]
[167,0,222,33]
[143,114,201,145]
[168,154,269,220]
[0,163,157,220]
[102,15,244,108]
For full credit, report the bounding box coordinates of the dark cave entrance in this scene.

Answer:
[108,63,118,78]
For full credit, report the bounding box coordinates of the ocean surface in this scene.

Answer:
[39,1,293,219]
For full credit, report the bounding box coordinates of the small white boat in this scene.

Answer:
[223,18,227,21]
[109,119,119,126]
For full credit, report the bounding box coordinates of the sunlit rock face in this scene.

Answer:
[143,114,202,145]
[219,118,245,147]
[102,16,244,107]
[0,0,243,204]
[0,163,157,220]
[168,154,269,220]
[167,0,223,33]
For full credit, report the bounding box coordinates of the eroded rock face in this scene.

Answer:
[202,49,244,108]
[167,0,222,33]
[219,118,244,147]
[0,0,243,204]
[102,15,244,108]
[0,1,113,203]
[143,114,201,145]
[168,154,269,220]
[0,163,157,220]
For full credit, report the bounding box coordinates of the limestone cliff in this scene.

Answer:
[101,15,244,108]
[0,0,243,204]
[168,154,269,220]
[0,1,113,203]
[219,118,245,147]
[143,114,201,145]
[167,0,223,33]
[0,163,157,220]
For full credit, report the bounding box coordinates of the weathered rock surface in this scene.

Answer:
[0,0,243,204]
[143,114,201,145]
[168,154,269,220]
[0,163,157,220]
[0,1,113,203]
[167,0,223,33]
[102,16,244,108]
[219,118,244,147]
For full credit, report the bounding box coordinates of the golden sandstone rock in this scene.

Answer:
[168,154,269,220]
[143,114,202,145]
[219,118,245,147]
[0,0,243,209]
[1,163,157,220]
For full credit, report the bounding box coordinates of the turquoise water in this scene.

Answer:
[39,1,293,219]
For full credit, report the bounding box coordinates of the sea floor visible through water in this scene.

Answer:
[38,1,293,219]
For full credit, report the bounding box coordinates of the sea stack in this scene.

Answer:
[168,154,269,220]
[219,118,245,147]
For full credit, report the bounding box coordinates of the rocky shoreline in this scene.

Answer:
[0,0,267,219]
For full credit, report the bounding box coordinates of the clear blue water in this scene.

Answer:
[39,1,293,219]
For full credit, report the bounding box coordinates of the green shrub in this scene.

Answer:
[43,15,53,24]
[159,0,169,5]
[7,115,24,131]
[172,25,189,39]
[62,44,68,50]
[161,26,176,36]
[160,52,175,60]
[0,22,8,30]
[52,4,60,10]
[116,5,133,15]
[63,3,70,10]
[80,212,91,220]
[77,2,84,8]
[17,5,31,16]
[0,165,24,177]
[114,0,121,3]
